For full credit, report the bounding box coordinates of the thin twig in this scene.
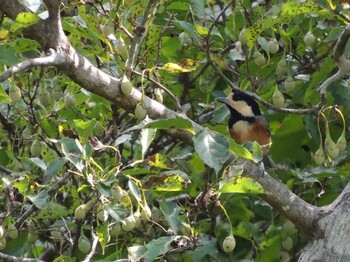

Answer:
[0,50,63,83]
[125,0,155,76]
[81,227,99,262]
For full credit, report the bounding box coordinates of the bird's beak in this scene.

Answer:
[216,97,228,104]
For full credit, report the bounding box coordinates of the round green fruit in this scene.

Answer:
[222,235,236,253]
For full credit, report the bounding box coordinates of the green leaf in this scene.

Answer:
[193,128,229,173]
[38,202,69,219]
[186,234,219,260]
[73,119,97,143]
[41,118,59,138]
[142,236,177,262]
[160,201,181,234]
[60,137,84,172]
[96,223,109,255]
[229,139,254,161]
[104,203,127,222]
[128,180,141,202]
[194,23,209,36]
[140,127,157,159]
[44,158,68,182]
[219,176,265,194]
[0,85,10,103]
[28,190,49,209]
[11,13,40,32]
[0,46,17,66]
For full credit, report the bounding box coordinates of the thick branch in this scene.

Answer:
[243,161,319,233]
[0,252,44,262]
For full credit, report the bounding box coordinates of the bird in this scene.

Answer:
[217,90,272,155]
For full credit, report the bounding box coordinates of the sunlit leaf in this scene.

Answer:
[145,153,176,169]
[194,23,209,36]
[73,119,97,143]
[161,62,196,74]
[219,176,265,194]
[96,223,109,255]
[0,30,9,40]
[11,13,40,32]
[142,173,188,191]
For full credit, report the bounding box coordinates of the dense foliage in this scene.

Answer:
[0,0,350,261]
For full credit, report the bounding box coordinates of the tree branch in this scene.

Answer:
[0,50,64,82]
[0,252,44,262]
[243,161,319,233]
[318,23,350,95]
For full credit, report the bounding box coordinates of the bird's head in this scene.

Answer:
[217,90,261,117]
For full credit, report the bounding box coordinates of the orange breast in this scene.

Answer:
[229,118,271,154]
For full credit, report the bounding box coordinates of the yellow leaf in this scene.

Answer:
[146,153,175,169]
[161,62,196,74]
[0,30,9,40]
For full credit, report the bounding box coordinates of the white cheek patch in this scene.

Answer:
[227,100,254,117]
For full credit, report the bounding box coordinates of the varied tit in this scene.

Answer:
[217,90,271,155]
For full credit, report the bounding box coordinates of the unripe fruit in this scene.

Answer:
[110,223,122,237]
[178,32,193,47]
[116,36,128,57]
[154,88,163,104]
[222,235,236,253]
[133,211,141,227]
[28,231,38,243]
[273,86,284,107]
[279,250,290,262]
[78,235,91,254]
[314,145,325,165]
[30,138,42,157]
[39,89,52,107]
[141,205,152,220]
[282,237,293,251]
[267,39,279,54]
[50,229,62,241]
[122,216,136,232]
[276,59,288,76]
[101,24,114,37]
[254,51,266,67]
[239,28,247,45]
[9,85,22,103]
[97,206,109,222]
[134,103,147,120]
[64,93,76,108]
[325,124,339,159]
[7,223,18,239]
[283,221,296,234]
[284,75,295,92]
[0,237,6,250]
[120,75,133,96]
[111,186,125,202]
[75,204,88,220]
[337,132,347,153]
[304,31,316,46]
[52,86,64,101]
[0,225,5,239]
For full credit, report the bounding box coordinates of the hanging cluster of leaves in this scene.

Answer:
[0,0,350,261]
